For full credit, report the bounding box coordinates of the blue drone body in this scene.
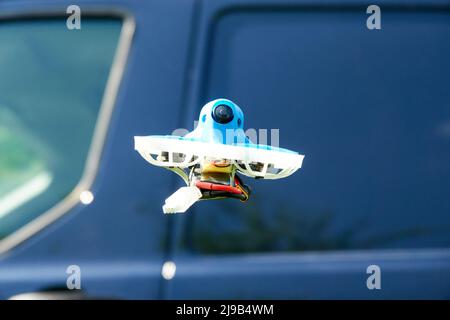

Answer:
[185,99,249,145]
[134,99,304,213]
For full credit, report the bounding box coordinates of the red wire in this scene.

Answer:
[195,181,242,194]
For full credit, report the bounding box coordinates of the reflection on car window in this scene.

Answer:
[187,11,450,254]
[0,18,122,238]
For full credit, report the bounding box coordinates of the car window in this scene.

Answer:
[185,9,450,254]
[0,18,122,238]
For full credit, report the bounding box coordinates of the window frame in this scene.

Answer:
[180,0,450,257]
[0,8,135,254]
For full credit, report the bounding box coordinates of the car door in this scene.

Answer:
[0,0,195,299]
[165,0,450,299]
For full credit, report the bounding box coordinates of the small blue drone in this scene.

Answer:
[134,99,304,213]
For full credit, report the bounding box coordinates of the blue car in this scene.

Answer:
[0,0,449,299]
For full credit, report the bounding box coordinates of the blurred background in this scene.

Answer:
[0,0,449,299]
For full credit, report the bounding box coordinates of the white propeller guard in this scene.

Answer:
[134,135,304,180]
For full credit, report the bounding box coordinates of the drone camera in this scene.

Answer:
[212,104,234,124]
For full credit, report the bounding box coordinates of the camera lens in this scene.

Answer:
[212,105,234,124]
